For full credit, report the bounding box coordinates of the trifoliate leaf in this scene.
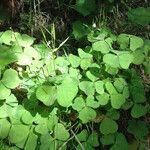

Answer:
[72,97,85,111]
[36,85,57,106]
[0,82,11,100]
[9,125,30,148]
[96,93,110,106]
[0,119,11,139]
[68,54,80,68]
[79,107,96,123]
[94,80,104,94]
[86,96,100,108]
[6,94,18,107]
[74,0,96,16]
[54,123,70,141]
[110,133,129,150]
[114,78,127,93]
[79,81,95,95]
[0,30,13,45]
[1,69,21,89]
[130,36,144,51]
[105,65,119,75]
[127,120,149,140]
[87,132,99,147]
[76,129,88,142]
[131,104,147,118]
[57,77,78,107]
[92,40,110,54]
[103,54,120,68]
[118,52,133,69]
[100,134,115,145]
[100,118,118,135]
[111,93,126,109]
[80,58,92,70]
[78,48,92,59]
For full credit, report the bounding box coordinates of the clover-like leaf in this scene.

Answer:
[9,124,30,148]
[86,70,98,82]
[0,82,11,100]
[131,104,147,118]
[24,130,38,150]
[68,54,80,68]
[57,77,78,107]
[36,85,57,106]
[96,93,109,106]
[87,132,99,147]
[76,129,88,142]
[117,34,130,49]
[105,81,117,94]
[114,78,127,93]
[92,40,110,54]
[100,118,118,135]
[103,54,120,68]
[0,30,13,45]
[100,134,115,145]
[110,93,126,109]
[54,123,70,141]
[35,124,49,135]
[72,97,85,111]
[94,80,104,94]
[79,81,95,95]
[118,52,133,69]
[79,107,96,123]
[0,119,11,139]
[86,96,100,108]
[1,69,21,89]
[110,133,129,150]
[21,110,34,125]
[130,36,144,51]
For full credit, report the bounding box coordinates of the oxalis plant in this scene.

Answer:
[0,28,149,150]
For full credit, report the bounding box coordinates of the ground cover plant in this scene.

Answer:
[0,0,150,150]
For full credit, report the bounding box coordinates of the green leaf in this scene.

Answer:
[0,119,11,139]
[106,109,120,120]
[131,104,147,118]
[94,81,104,94]
[105,81,117,94]
[68,54,80,68]
[0,30,13,45]
[1,69,21,89]
[132,49,145,65]
[103,54,120,68]
[6,94,18,107]
[24,131,38,150]
[74,0,96,16]
[114,78,127,93]
[118,52,133,69]
[117,34,130,49]
[86,70,98,82]
[54,123,70,141]
[80,58,92,70]
[57,77,78,107]
[35,124,49,135]
[72,97,85,111]
[87,132,99,147]
[36,85,57,106]
[72,21,90,40]
[96,93,109,106]
[78,48,92,59]
[100,134,115,145]
[110,133,129,150]
[0,82,11,100]
[110,93,126,109]
[128,7,150,26]
[130,36,144,51]
[76,129,88,142]
[21,111,34,125]
[79,107,96,123]
[127,120,148,140]
[100,118,118,135]
[86,96,100,108]
[92,40,110,54]
[79,81,95,96]
[9,124,30,148]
